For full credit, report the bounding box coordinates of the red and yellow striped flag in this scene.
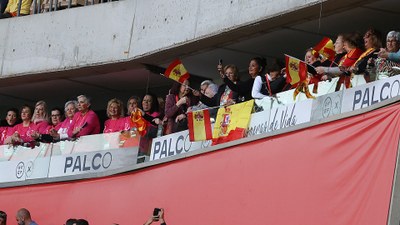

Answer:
[164,59,190,83]
[285,55,308,85]
[187,109,212,142]
[313,37,335,61]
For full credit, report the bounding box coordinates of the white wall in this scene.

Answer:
[0,0,324,78]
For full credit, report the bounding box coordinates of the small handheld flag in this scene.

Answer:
[313,37,336,61]
[285,55,308,85]
[164,59,190,83]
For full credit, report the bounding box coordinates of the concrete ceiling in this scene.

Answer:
[0,0,399,115]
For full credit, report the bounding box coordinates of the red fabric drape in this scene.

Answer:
[1,103,400,225]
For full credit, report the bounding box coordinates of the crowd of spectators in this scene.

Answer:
[0,29,399,155]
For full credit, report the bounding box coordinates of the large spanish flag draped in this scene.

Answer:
[313,37,336,61]
[212,100,254,145]
[285,55,308,85]
[187,109,212,142]
[164,59,190,83]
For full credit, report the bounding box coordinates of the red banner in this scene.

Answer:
[1,103,399,225]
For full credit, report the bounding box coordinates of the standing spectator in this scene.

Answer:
[136,93,162,155]
[4,105,37,145]
[51,100,77,141]
[0,108,20,145]
[252,62,288,99]
[47,107,64,133]
[103,98,130,133]
[16,208,38,225]
[197,64,239,107]
[68,95,100,138]
[164,79,199,135]
[316,34,347,79]
[0,210,6,225]
[377,30,400,62]
[372,30,400,79]
[0,0,32,18]
[31,100,49,133]
[126,96,140,116]
[351,28,383,82]
[224,57,267,101]
[31,107,64,143]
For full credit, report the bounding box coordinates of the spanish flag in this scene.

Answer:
[285,55,308,85]
[130,110,147,136]
[313,37,335,61]
[164,59,190,83]
[187,109,212,142]
[212,100,254,145]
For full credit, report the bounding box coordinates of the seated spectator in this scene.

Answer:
[224,57,266,101]
[103,98,130,133]
[144,208,166,225]
[31,100,49,133]
[196,64,240,107]
[351,28,383,82]
[0,108,20,145]
[0,210,6,225]
[16,208,38,225]
[0,0,32,18]
[126,96,140,116]
[55,100,78,141]
[4,105,38,145]
[68,95,100,138]
[165,79,199,135]
[378,30,400,63]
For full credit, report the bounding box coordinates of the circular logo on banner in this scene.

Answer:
[26,161,34,178]
[322,97,332,118]
[16,162,25,179]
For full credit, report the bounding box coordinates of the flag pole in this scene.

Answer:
[159,73,197,92]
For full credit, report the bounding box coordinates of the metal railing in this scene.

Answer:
[3,0,116,17]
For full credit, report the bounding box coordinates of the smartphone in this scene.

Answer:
[218,59,223,65]
[153,208,161,221]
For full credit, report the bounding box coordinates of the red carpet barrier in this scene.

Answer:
[1,103,399,225]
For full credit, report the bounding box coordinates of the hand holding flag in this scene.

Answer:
[313,37,336,61]
[164,59,190,83]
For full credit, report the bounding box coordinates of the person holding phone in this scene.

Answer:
[143,208,166,225]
